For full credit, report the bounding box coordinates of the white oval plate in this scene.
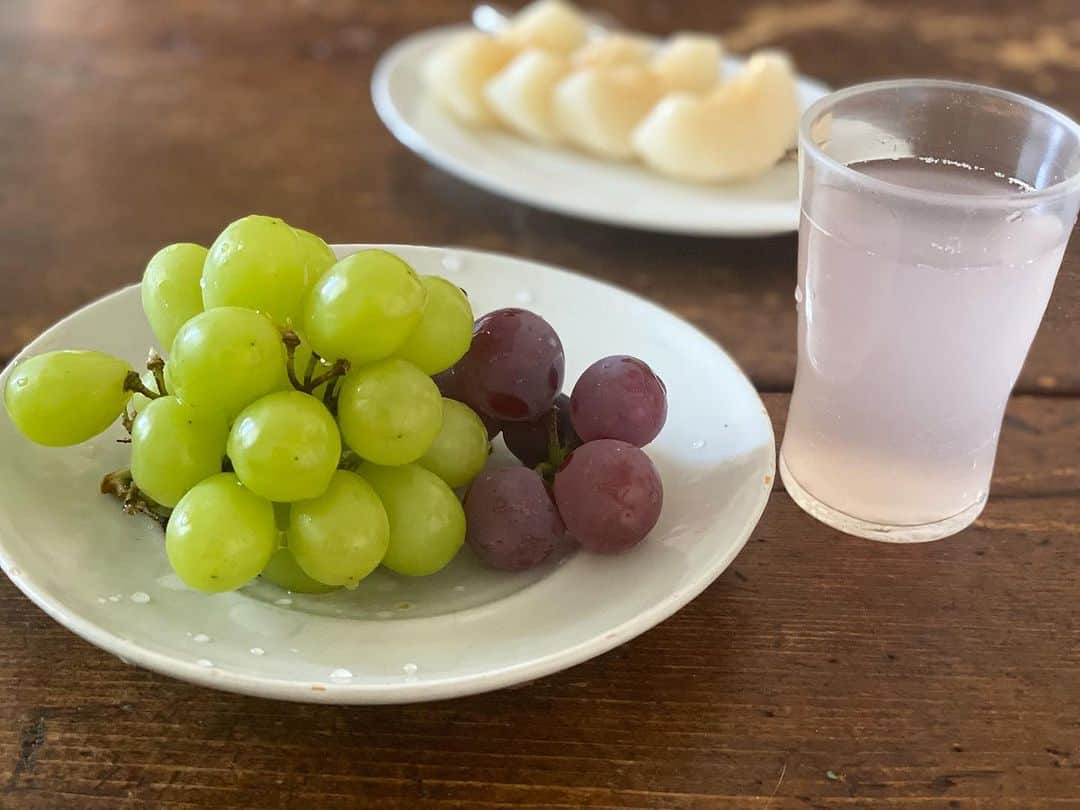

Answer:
[0,245,774,703]
[372,25,830,237]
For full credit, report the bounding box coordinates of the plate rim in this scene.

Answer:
[371,24,831,238]
[0,244,775,704]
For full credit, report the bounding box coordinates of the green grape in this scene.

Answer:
[168,307,285,420]
[289,470,389,588]
[303,249,427,366]
[202,215,312,327]
[165,472,276,592]
[358,462,465,576]
[140,243,207,350]
[227,390,340,502]
[4,350,132,446]
[131,369,161,414]
[336,358,442,466]
[130,396,227,507]
[395,276,474,374]
[418,398,489,488]
[260,545,339,594]
[294,227,337,280]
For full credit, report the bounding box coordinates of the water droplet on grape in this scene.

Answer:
[441,253,463,273]
[250,647,265,656]
[274,597,293,607]
[515,289,534,304]
[196,658,213,668]
[130,591,150,604]
[193,633,210,643]
[691,439,706,450]
[330,668,353,681]
[376,610,394,619]
[108,594,122,603]
[289,647,299,653]
[403,663,418,676]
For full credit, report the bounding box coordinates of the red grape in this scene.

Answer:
[457,308,564,422]
[433,363,500,439]
[553,439,663,553]
[432,366,461,399]
[570,355,667,447]
[502,393,580,468]
[465,467,564,570]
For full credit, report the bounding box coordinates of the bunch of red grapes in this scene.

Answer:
[436,308,668,571]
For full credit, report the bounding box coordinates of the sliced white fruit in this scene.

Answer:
[573,34,654,69]
[485,49,569,143]
[652,34,723,94]
[632,51,800,183]
[425,32,517,126]
[501,0,587,54]
[553,65,663,160]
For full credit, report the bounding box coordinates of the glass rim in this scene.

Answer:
[799,78,1080,208]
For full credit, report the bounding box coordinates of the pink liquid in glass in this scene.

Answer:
[781,157,1068,526]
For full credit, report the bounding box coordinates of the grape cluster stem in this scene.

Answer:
[534,409,573,483]
[147,348,167,396]
[281,330,350,412]
[123,371,160,401]
[100,468,170,530]
[120,349,171,436]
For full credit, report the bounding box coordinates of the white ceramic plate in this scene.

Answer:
[0,245,774,703]
[372,25,830,237]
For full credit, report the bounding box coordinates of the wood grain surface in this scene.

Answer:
[1,0,1079,807]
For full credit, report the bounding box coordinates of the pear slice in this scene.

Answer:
[632,52,800,182]
[425,32,517,126]
[485,49,570,143]
[554,65,663,160]
[501,0,587,54]
[573,34,654,69]
[652,34,723,94]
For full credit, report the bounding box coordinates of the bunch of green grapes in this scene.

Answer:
[3,215,490,595]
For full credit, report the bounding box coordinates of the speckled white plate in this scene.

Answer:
[0,245,774,703]
[372,25,830,237]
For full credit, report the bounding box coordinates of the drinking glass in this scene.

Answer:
[780,79,1080,542]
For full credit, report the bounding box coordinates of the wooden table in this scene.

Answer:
[2,1,1078,806]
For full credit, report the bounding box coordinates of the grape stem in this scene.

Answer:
[533,411,570,484]
[281,331,305,391]
[100,468,170,530]
[323,378,340,412]
[124,371,161,401]
[281,330,350,401]
[121,406,135,435]
[339,449,363,472]
[546,410,569,469]
[147,348,167,396]
[307,358,350,392]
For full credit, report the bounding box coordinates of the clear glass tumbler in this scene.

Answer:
[780,79,1080,542]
